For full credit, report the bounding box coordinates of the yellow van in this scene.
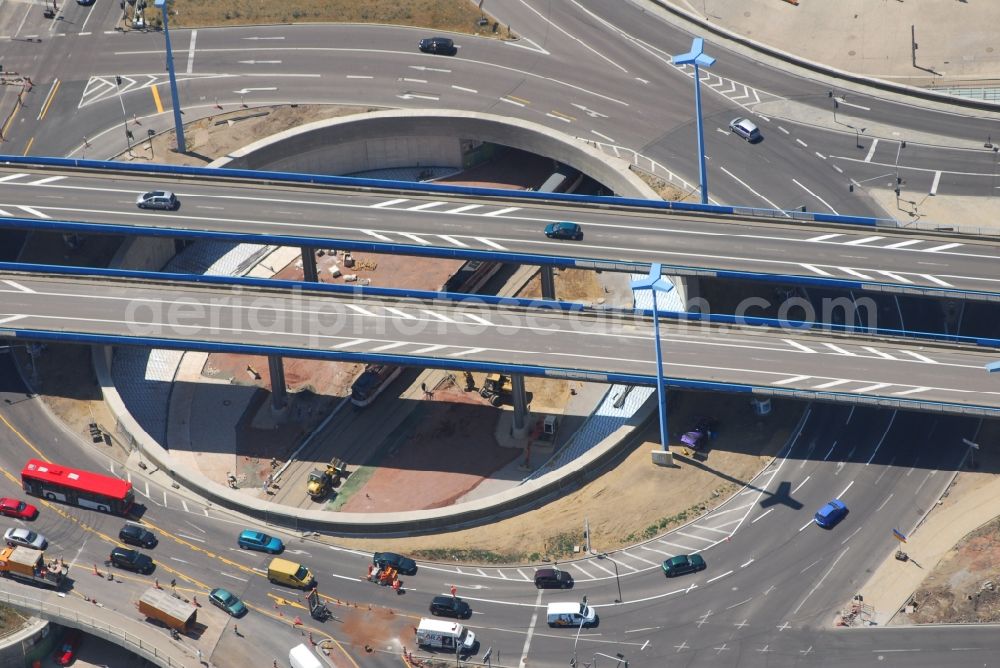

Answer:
[267,557,315,589]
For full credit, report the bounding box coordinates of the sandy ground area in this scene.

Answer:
[889,419,1000,625]
[333,392,797,562]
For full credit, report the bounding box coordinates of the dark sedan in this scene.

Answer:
[544,222,583,240]
[429,595,471,619]
[373,551,418,575]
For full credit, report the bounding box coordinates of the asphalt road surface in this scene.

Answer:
[1,167,998,299]
[2,270,998,415]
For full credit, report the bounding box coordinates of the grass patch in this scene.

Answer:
[170,0,514,37]
[622,484,737,543]
[325,465,376,511]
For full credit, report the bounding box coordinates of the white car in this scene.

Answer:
[136,190,179,210]
[4,527,47,550]
[728,117,762,143]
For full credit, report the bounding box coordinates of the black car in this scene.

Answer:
[373,552,418,576]
[109,547,154,575]
[418,37,456,56]
[119,523,157,549]
[429,595,471,619]
[534,568,574,589]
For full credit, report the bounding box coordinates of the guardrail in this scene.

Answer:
[0,586,190,668]
[0,154,890,226]
[6,261,1000,345]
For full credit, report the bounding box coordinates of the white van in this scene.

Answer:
[546,601,597,628]
[415,618,477,654]
[288,643,323,668]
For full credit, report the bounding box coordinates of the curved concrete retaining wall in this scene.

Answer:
[0,584,191,668]
[214,109,660,200]
[0,616,51,668]
[87,107,678,534]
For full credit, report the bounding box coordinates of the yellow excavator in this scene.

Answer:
[307,465,337,500]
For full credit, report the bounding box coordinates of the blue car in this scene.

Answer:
[237,530,284,553]
[814,499,848,528]
[544,222,583,240]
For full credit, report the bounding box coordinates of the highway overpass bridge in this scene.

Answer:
[1,158,999,302]
[2,266,999,417]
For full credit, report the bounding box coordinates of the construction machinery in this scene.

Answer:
[306,458,347,500]
[0,546,66,589]
[479,373,512,407]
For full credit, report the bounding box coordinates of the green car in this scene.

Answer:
[662,554,706,578]
[209,588,247,617]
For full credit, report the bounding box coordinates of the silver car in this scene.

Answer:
[136,190,179,210]
[4,527,47,550]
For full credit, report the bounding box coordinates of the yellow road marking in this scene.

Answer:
[37,79,60,122]
[151,84,164,113]
[507,95,530,105]
[0,413,50,463]
[548,110,577,121]
[21,137,34,156]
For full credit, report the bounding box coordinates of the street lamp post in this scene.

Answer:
[154,0,187,153]
[631,264,676,451]
[114,75,135,158]
[598,553,622,603]
[673,38,716,205]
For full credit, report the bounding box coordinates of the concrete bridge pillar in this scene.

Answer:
[511,374,529,438]
[540,266,556,300]
[268,355,288,413]
[301,248,318,282]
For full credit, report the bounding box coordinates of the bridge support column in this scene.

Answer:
[511,374,529,438]
[301,247,318,282]
[268,355,289,414]
[540,266,556,300]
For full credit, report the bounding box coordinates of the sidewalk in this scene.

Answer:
[858,465,1000,626]
[656,0,1000,87]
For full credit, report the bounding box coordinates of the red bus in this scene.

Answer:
[21,459,134,515]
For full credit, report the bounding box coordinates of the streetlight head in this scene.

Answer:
[673,37,716,68]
